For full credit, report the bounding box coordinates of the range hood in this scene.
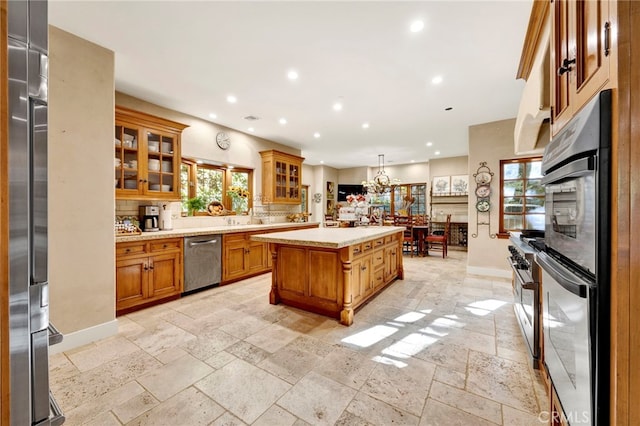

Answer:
[514,2,551,155]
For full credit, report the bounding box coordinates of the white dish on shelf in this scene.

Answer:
[148,142,160,152]
[161,161,172,172]
[161,142,172,152]
[149,184,171,191]
[123,134,135,142]
[115,138,121,146]
[148,159,160,171]
[124,180,137,189]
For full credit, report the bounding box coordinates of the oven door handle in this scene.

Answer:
[507,257,537,290]
[541,156,594,185]
[535,252,588,298]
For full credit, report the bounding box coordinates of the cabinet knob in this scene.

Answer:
[144,264,148,270]
[125,248,130,253]
[557,58,576,76]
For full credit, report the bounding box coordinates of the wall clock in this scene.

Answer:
[216,132,230,150]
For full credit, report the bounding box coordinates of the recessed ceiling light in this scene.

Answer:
[228,165,234,169]
[431,76,443,85]
[287,70,298,80]
[247,127,254,132]
[313,132,321,138]
[209,113,217,119]
[333,102,343,111]
[411,160,415,163]
[320,160,324,164]
[279,118,287,125]
[410,20,424,33]
[426,142,433,147]
[196,160,203,164]
[362,122,370,129]
[434,151,441,155]
[445,107,453,111]
[226,95,237,103]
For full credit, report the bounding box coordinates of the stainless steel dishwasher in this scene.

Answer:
[184,234,222,293]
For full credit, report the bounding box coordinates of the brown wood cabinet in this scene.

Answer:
[551,0,612,135]
[267,230,403,325]
[259,150,304,204]
[116,237,183,315]
[222,232,268,283]
[115,106,188,200]
[222,224,318,285]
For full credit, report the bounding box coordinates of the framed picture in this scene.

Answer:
[326,181,335,200]
[432,176,450,195]
[450,175,469,194]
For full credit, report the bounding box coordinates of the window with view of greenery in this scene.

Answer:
[181,160,252,214]
[500,157,544,233]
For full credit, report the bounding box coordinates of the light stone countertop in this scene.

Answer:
[115,222,318,243]
[250,226,405,249]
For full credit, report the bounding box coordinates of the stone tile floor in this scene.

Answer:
[50,251,548,425]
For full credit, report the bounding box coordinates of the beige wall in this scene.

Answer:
[467,118,526,276]
[48,27,116,336]
[428,156,468,181]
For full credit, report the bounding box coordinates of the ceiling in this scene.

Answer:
[49,0,533,169]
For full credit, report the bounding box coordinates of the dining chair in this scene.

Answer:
[394,215,417,257]
[425,214,451,258]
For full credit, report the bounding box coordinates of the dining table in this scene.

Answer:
[412,225,429,256]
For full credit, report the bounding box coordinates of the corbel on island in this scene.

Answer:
[251,226,405,325]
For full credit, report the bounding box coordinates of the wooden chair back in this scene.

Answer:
[425,214,451,258]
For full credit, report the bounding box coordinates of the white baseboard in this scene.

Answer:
[466,265,512,279]
[49,319,118,354]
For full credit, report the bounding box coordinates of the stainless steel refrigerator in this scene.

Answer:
[7,0,64,424]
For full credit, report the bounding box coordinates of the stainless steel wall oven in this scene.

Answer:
[537,89,611,425]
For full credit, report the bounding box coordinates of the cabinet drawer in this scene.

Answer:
[362,240,374,252]
[224,233,247,243]
[351,244,363,257]
[150,238,181,253]
[373,268,385,288]
[373,238,385,248]
[116,242,147,257]
[384,235,394,244]
[372,249,384,267]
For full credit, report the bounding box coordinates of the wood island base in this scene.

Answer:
[256,228,404,326]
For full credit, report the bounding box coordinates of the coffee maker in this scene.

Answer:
[139,205,160,232]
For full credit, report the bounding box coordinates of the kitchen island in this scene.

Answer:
[251,226,404,325]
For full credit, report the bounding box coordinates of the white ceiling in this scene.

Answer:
[49,0,532,169]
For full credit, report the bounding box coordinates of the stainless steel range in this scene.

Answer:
[508,232,545,369]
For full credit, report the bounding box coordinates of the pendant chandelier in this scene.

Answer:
[363,154,399,195]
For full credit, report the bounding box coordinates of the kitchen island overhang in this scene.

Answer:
[251,226,405,325]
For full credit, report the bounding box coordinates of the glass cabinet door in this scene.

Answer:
[275,160,287,199]
[289,163,299,199]
[115,125,140,192]
[146,131,175,195]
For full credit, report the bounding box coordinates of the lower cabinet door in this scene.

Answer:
[148,252,181,299]
[116,257,148,310]
[246,241,268,275]
[223,239,248,281]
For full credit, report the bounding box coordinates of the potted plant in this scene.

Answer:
[186,196,207,216]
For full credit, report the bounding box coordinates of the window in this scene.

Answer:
[500,157,544,233]
[364,183,427,217]
[181,160,253,214]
